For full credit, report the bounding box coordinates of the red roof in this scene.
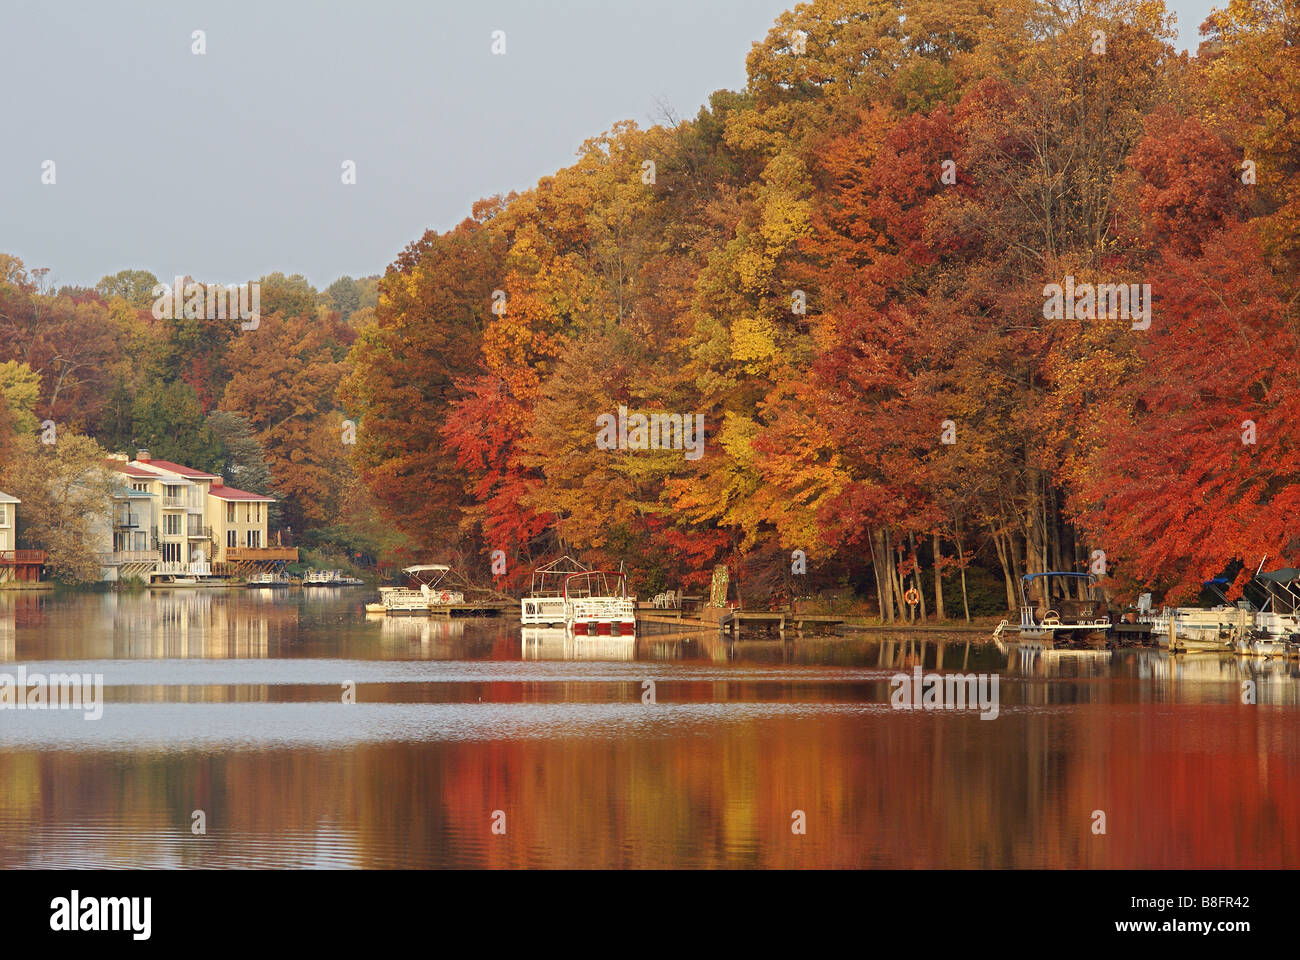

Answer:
[132,459,221,480]
[107,461,159,479]
[208,484,275,502]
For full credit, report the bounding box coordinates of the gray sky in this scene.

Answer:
[0,0,1217,291]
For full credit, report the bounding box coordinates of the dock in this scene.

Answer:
[634,601,845,638]
[717,610,843,638]
[426,600,513,619]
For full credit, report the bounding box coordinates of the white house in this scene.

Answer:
[0,492,16,552]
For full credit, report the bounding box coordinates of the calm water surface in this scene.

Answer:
[0,589,1296,869]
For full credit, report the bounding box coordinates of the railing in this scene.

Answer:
[226,547,298,562]
[155,561,212,577]
[186,522,212,539]
[113,514,141,529]
[569,597,637,621]
[98,551,161,565]
[0,550,46,564]
[162,496,185,508]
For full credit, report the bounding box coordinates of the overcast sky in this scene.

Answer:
[0,0,1218,290]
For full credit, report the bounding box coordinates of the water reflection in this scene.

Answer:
[522,627,636,661]
[0,593,1298,868]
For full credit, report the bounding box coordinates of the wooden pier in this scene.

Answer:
[717,610,843,639]
[426,600,513,619]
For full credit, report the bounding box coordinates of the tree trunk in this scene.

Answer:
[869,528,890,624]
[957,529,971,622]
[994,530,1017,613]
[909,530,927,624]
[932,531,946,621]
[890,533,909,623]
[873,528,894,624]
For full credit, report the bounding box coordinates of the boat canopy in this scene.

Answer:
[401,565,451,588]
[1255,568,1300,583]
[528,556,591,597]
[1019,571,1099,605]
[563,570,627,600]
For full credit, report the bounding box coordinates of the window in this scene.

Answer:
[226,502,235,522]
[227,530,237,548]
[0,505,7,526]
[162,543,181,563]
[131,482,148,493]
[163,514,181,536]
[246,530,261,548]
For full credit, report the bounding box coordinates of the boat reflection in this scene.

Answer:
[375,614,466,646]
[521,627,635,661]
[1002,644,1113,678]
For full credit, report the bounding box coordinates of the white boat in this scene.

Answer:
[1144,606,1245,648]
[378,565,464,614]
[521,556,590,626]
[303,569,365,586]
[562,570,635,636]
[1140,568,1300,655]
[247,571,293,588]
[993,572,1110,646]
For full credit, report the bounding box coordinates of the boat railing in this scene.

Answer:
[569,596,636,620]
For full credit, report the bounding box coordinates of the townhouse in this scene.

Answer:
[100,451,295,582]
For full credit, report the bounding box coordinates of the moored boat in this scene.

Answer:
[521,556,590,626]
[993,572,1111,647]
[247,571,294,588]
[377,565,464,613]
[562,570,636,636]
[303,569,365,586]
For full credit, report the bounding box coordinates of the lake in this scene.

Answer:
[0,588,1296,868]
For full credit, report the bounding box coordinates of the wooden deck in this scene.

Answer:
[718,610,844,638]
[426,600,514,619]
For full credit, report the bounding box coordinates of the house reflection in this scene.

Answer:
[104,590,285,657]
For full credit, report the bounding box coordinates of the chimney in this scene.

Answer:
[136,450,151,462]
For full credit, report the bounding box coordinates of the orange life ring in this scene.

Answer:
[904,587,920,606]
[440,591,450,603]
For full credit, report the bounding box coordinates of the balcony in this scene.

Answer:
[113,514,141,529]
[0,550,46,564]
[226,547,298,562]
[162,496,185,509]
[99,551,161,565]
[154,561,212,577]
[186,522,213,539]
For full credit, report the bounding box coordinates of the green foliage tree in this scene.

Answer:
[0,432,117,582]
[131,380,223,469]
[95,269,160,308]
[0,360,41,434]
